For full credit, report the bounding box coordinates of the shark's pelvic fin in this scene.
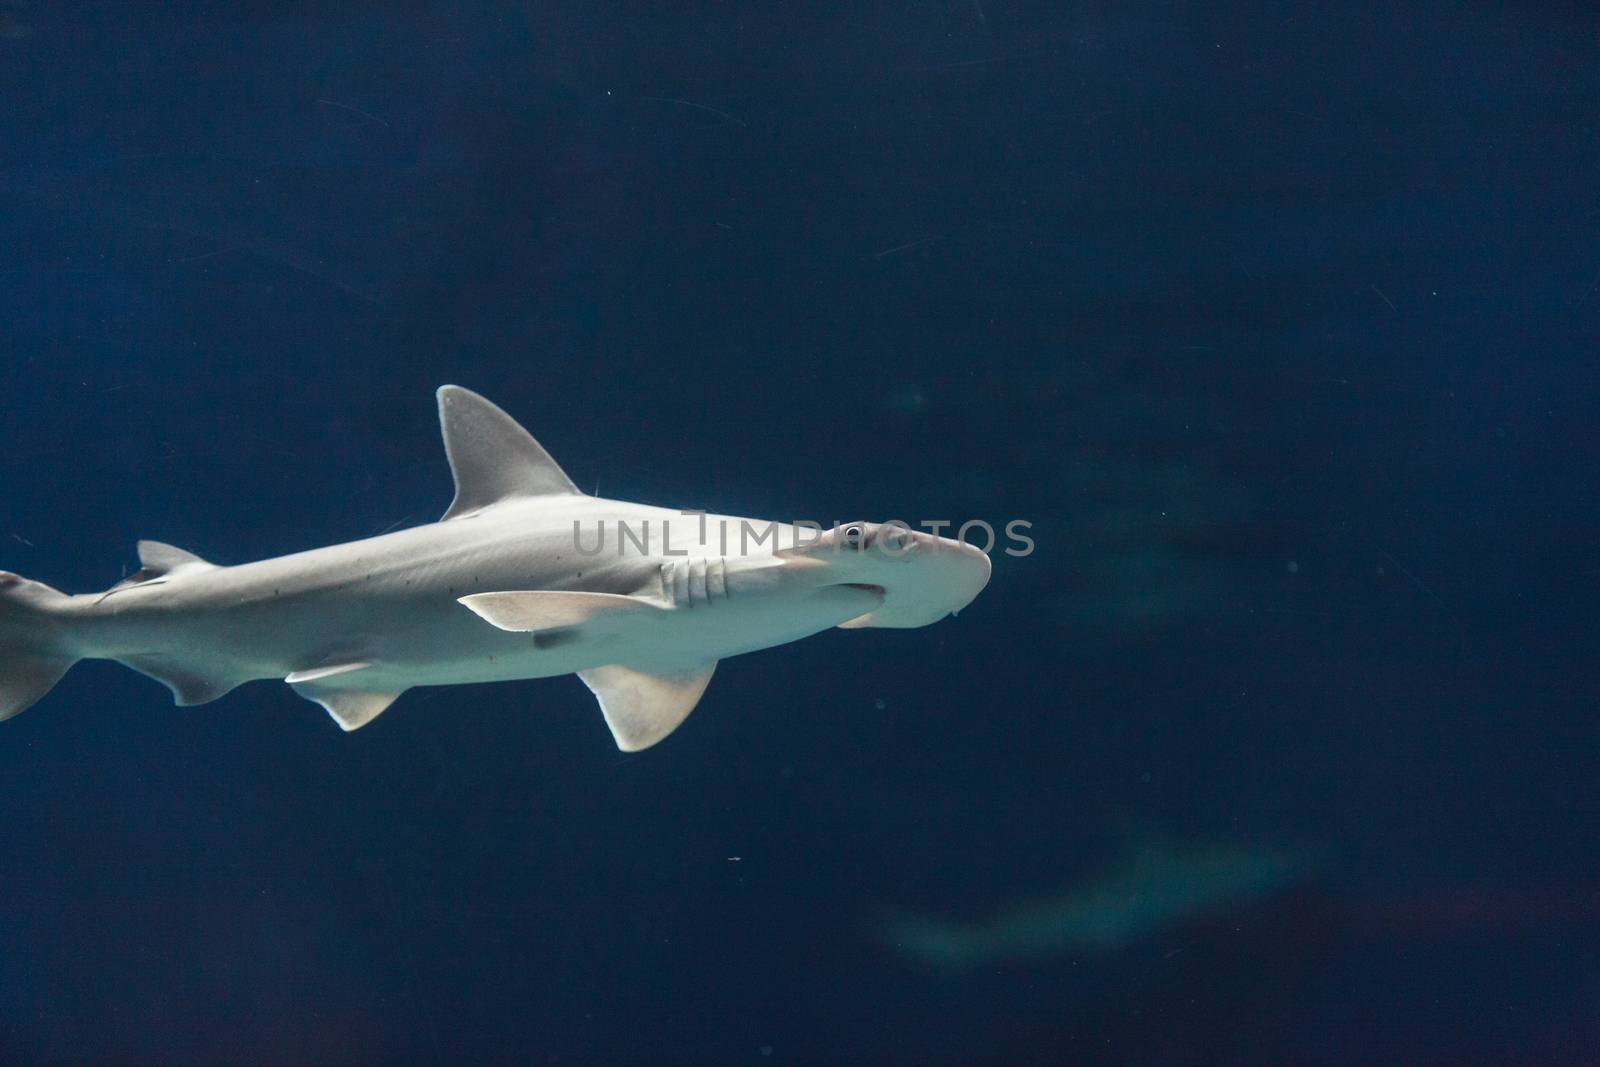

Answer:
[121,654,242,706]
[437,385,581,520]
[457,589,661,633]
[578,661,717,752]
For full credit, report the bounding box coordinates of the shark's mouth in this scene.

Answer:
[838,582,887,597]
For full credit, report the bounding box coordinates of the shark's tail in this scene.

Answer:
[0,570,79,720]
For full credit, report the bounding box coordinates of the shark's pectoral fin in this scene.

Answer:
[285,662,400,730]
[289,683,402,731]
[437,385,582,520]
[458,590,662,633]
[578,661,717,752]
[305,689,403,731]
[285,661,372,685]
[120,654,242,706]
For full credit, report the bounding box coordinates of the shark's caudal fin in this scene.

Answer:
[436,386,582,520]
[0,571,79,720]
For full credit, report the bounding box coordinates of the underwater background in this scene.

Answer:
[2,3,1597,1063]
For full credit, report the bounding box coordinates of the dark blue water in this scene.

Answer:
[2,4,1597,1063]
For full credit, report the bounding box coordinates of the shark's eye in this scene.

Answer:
[842,524,864,547]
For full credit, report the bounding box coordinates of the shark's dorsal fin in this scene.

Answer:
[437,385,580,520]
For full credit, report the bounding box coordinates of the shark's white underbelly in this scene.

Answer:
[313,580,881,692]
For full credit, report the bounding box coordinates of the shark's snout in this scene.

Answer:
[835,531,992,629]
[925,533,993,617]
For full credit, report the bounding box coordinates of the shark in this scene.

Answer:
[885,838,1313,968]
[0,387,991,750]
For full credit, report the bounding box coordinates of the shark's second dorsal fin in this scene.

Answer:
[101,541,216,598]
[137,540,214,575]
[437,385,580,520]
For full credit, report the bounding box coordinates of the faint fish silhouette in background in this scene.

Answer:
[885,836,1317,968]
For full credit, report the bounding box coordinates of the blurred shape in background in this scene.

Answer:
[885,835,1316,968]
